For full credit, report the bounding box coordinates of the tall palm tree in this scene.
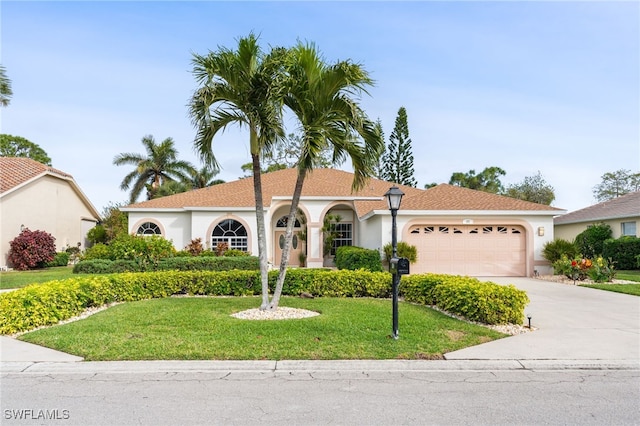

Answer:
[269,43,384,309]
[113,135,196,203]
[189,166,224,188]
[189,33,287,310]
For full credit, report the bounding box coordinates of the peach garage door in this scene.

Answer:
[405,225,526,276]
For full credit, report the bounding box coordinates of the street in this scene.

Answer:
[2,364,639,425]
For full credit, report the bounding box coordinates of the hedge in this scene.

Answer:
[0,270,529,334]
[73,256,260,274]
[335,246,383,272]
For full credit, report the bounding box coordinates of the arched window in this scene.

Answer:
[276,215,301,228]
[136,222,161,236]
[211,219,248,251]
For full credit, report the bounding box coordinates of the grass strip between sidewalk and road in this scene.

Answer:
[18,297,505,361]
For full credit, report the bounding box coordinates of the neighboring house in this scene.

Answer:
[554,191,640,242]
[0,157,101,268]
[122,168,564,277]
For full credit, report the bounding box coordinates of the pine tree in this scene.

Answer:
[382,107,417,187]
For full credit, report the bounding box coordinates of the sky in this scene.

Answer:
[1,1,638,214]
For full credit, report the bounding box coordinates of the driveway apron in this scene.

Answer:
[445,277,640,361]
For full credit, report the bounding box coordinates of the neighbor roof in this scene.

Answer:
[0,157,73,194]
[124,168,562,217]
[554,191,640,225]
[0,157,101,219]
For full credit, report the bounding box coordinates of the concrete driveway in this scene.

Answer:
[445,277,640,362]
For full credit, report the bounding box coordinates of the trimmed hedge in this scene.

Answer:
[0,270,529,334]
[603,237,640,270]
[73,256,260,274]
[335,246,383,272]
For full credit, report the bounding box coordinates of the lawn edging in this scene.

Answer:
[0,270,529,335]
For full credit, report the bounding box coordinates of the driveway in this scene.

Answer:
[445,277,640,362]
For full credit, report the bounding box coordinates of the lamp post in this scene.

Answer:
[385,186,404,339]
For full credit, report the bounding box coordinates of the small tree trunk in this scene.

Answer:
[251,153,271,310]
[269,170,306,310]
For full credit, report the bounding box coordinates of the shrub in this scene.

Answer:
[73,255,260,274]
[223,249,250,257]
[8,228,57,270]
[86,225,108,244]
[586,257,616,283]
[45,252,70,267]
[603,236,640,270]
[108,233,175,264]
[73,259,115,274]
[553,255,591,281]
[0,269,529,334]
[382,241,418,263]
[542,239,579,264]
[82,243,112,260]
[184,238,204,256]
[574,223,612,258]
[335,246,383,272]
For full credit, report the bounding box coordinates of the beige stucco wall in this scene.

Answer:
[554,217,640,242]
[1,175,99,268]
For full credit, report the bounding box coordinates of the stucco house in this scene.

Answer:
[122,168,564,277]
[554,191,640,241]
[0,157,101,268]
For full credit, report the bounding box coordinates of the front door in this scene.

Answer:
[275,231,303,267]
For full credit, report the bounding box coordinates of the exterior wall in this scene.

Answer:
[0,176,98,268]
[555,217,640,241]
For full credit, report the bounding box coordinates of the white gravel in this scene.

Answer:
[231,307,320,320]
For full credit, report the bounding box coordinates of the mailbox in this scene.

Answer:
[390,257,410,275]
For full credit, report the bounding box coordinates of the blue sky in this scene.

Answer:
[2,1,638,213]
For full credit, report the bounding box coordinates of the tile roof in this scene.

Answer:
[125,168,562,217]
[554,191,640,224]
[0,157,73,194]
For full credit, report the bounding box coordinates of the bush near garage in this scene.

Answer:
[335,246,383,272]
[7,229,57,270]
[73,255,260,274]
[0,270,529,334]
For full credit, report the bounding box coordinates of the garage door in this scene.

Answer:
[405,225,526,276]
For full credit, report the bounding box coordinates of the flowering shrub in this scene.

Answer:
[553,255,616,283]
[184,238,204,256]
[586,257,616,283]
[8,228,56,270]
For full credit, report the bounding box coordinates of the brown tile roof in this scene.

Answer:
[554,191,640,224]
[125,168,562,217]
[0,157,73,194]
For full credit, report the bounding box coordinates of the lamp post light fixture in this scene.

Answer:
[384,185,404,339]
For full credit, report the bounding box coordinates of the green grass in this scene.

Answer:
[581,284,640,296]
[0,266,78,289]
[19,297,505,361]
[616,270,640,282]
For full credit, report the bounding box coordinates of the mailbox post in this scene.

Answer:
[385,186,405,340]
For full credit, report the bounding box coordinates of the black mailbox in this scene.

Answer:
[390,257,410,275]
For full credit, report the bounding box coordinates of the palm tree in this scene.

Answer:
[269,42,384,309]
[113,135,196,203]
[0,65,12,107]
[189,166,225,188]
[189,33,287,310]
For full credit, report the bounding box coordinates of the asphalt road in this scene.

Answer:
[2,365,639,425]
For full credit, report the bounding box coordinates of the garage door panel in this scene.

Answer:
[406,224,526,276]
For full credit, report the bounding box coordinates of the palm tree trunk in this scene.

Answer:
[270,169,306,310]
[252,153,271,310]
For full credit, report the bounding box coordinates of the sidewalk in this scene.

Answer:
[1,278,639,371]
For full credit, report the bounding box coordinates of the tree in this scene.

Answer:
[372,119,386,180]
[189,166,225,188]
[113,135,196,203]
[592,169,640,202]
[504,171,555,205]
[381,107,417,187]
[0,134,52,165]
[189,33,287,310]
[449,166,506,193]
[269,42,383,310]
[0,65,12,107]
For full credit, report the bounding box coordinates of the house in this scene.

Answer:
[0,157,101,268]
[121,168,565,277]
[554,191,640,241]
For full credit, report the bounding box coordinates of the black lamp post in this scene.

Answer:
[384,185,404,340]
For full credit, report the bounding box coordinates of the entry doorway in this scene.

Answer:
[275,231,304,267]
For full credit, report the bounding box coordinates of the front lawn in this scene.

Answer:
[0,266,78,289]
[616,270,640,282]
[19,297,505,361]
[580,284,640,296]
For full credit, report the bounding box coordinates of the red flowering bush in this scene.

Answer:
[8,228,57,270]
